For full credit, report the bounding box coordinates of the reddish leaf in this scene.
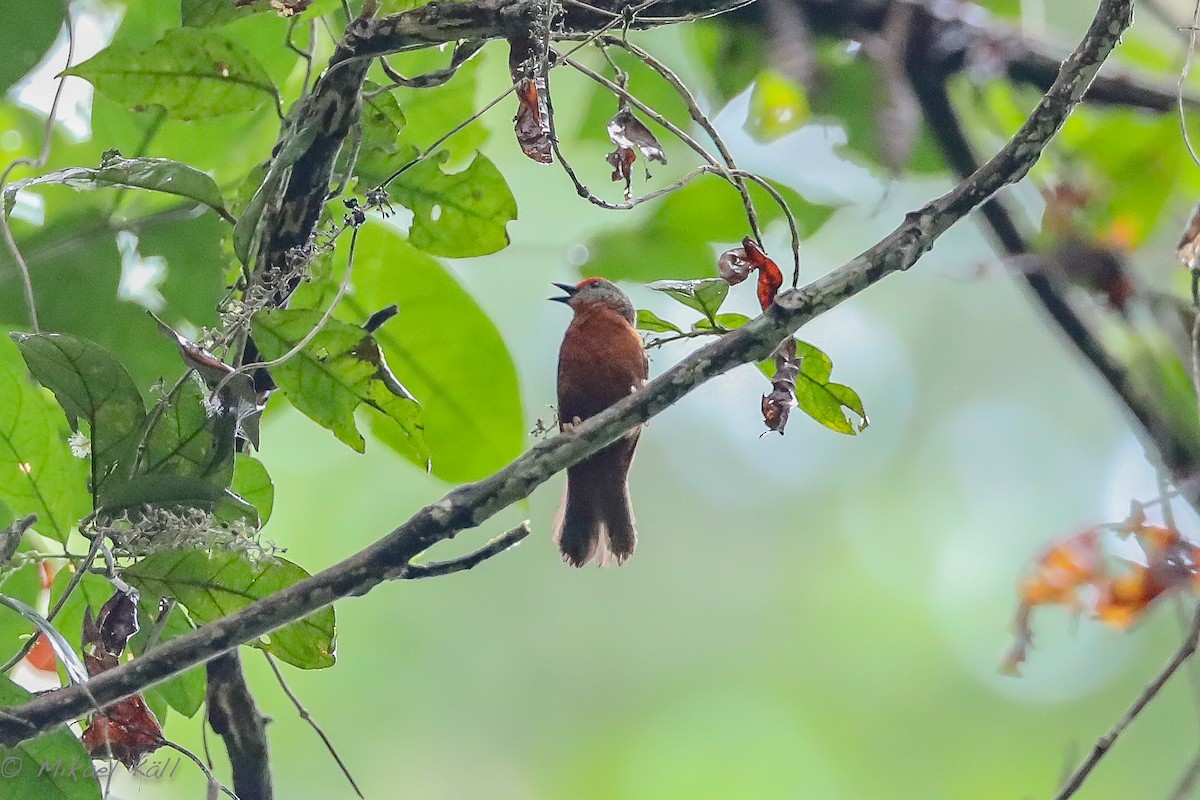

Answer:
[717,237,783,311]
[80,600,162,768]
[508,37,552,165]
[25,634,57,673]
[605,147,636,200]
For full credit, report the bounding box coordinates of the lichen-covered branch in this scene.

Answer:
[0,0,1134,748]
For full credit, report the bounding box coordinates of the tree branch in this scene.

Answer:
[207,650,273,800]
[0,0,1135,748]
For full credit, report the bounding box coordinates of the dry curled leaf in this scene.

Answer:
[605,103,666,201]
[1004,522,1200,675]
[81,601,163,768]
[270,0,312,15]
[508,37,552,165]
[718,236,783,311]
[762,338,798,435]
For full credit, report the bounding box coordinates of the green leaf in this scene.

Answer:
[339,226,523,481]
[686,22,766,107]
[693,313,752,332]
[794,339,833,383]
[97,473,258,525]
[125,548,336,669]
[760,339,868,434]
[635,309,682,334]
[0,674,102,800]
[11,333,147,498]
[62,29,278,120]
[393,56,487,164]
[129,600,205,718]
[232,453,274,525]
[135,376,235,488]
[251,309,427,459]
[389,150,517,258]
[3,157,229,219]
[0,337,90,542]
[648,279,729,320]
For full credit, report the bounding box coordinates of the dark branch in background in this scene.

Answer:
[905,12,1200,491]
[0,0,1134,746]
[207,651,272,800]
[743,0,1200,113]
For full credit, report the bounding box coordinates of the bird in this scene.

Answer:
[550,278,649,567]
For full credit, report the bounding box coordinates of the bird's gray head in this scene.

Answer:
[550,278,636,325]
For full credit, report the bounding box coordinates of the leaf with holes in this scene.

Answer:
[125,548,336,669]
[11,333,146,499]
[251,309,427,459]
[0,337,90,542]
[3,157,229,219]
[389,149,517,257]
[63,29,278,120]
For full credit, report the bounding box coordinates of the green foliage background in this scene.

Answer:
[2,0,1200,798]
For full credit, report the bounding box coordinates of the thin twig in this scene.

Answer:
[263,652,363,798]
[1053,603,1200,800]
[402,521,532,579]
[0,0,76,333]
[1179,0,1200,169]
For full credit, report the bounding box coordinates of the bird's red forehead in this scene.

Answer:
[577,277,605,288]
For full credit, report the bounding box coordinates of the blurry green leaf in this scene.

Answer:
[0,673,102,800]
[11,333,147,498]
[63,29,278,120]
[635,309,682,334]
[0,211,229,390]
[0,3,65,96]
[585,178,835,282]
[126,548,336,669]
[0,337,90,542]
[648,279,729,320]
[3,157,229,219]
[0,564,42,665]
[343,225,523,481]
[808,43,942,174]
[686,22,765,107]
[389,150,517,258]
[135,377,235,487]
[251,309,427,459]
[232,453,274,524]
[746,71,810,142]
[129,600,205,718]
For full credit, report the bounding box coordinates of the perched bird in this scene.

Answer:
[550,278,649,567]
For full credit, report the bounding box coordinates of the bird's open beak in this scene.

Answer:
[549,282,577,304]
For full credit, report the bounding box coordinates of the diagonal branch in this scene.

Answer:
[0,0,1135,749]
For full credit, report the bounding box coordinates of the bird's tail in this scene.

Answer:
[553,440,638,567]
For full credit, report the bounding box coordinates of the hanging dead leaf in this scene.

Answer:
[607,106,667,166]
[509,37,552,165]
[762,338,799,435]
[80,602,163,768]
[606,147,636,201]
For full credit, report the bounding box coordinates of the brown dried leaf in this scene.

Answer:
[762,338,798,435]
[607,107,667,166]
[1178,201,1200,271]
[509,37,552,165]
[606,147,636,201]
[269,0,311,15]
[95,589,140,658]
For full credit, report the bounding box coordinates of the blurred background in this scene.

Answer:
[9,0,1200,797]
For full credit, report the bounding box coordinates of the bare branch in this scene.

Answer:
[1053,603,1200,800]
[401,521,533,579]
